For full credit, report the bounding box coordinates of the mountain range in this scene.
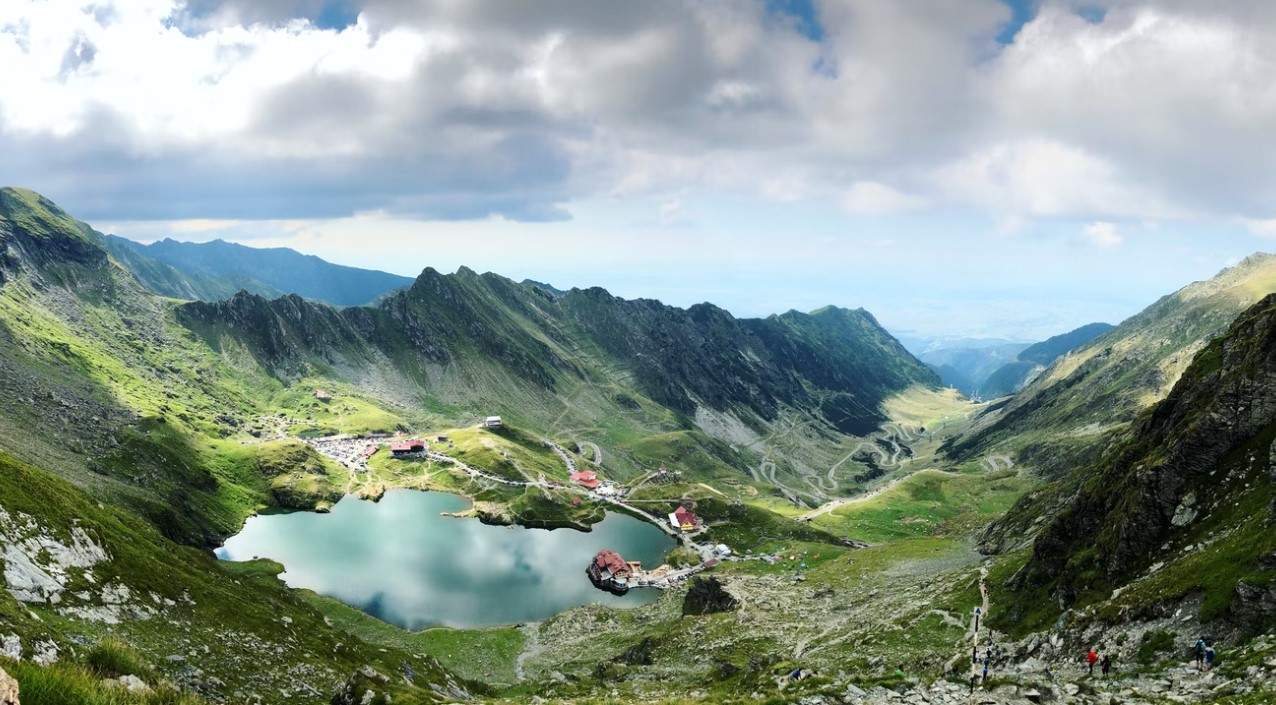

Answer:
[977,322,1116,399]
[101,235,414,306]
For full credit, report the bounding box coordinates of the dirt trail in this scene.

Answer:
[968,565,991,689]
[514,622,542,681]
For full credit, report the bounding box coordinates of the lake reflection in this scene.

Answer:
[216,490,675,628]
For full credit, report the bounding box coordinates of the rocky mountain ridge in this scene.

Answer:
[178,267,939,438]
[986,293,1276,639]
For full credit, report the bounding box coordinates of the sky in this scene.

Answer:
[2,1,1276,340]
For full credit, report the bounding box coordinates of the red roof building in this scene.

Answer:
[591,549,631,578]
[570,469,600,489]
[673,506,700,530]
[390,439,426,456]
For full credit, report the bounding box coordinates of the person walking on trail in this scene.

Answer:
[1205,644,1216,671]
[1101,654,1112,678]
[1086,647,1099,676]
[1194,638,1207,670]
[981,654,989,684]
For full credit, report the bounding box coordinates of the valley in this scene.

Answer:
[0,187,1274,705]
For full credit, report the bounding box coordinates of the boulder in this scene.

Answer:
[1229,581,1276,638]
[330,668,391,705]
[117,674,150,694]
[615,637,655,666]
[682,577,739,616]
[0,668,15,705]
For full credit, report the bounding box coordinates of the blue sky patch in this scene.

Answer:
[766,0,824,41]
[996,0,1040,44]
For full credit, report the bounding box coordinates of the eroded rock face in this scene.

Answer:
[682,577,739,616]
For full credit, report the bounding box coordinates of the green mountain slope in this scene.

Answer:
[987,293,1276,640]
[1018,321,1116,366]
[980,321,1115,398]
[105,236,413,306]
[945,255,1276,473]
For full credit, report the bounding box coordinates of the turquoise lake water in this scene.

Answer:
[215,490,675,628]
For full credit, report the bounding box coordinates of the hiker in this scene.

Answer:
[1194,638,1207,670]
[1101,654,1112,678]
[1086,647,1099,676]
[981,654,989,684]
[1205,644,1216,671]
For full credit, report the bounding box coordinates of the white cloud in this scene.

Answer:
[934,139,1187,220]
[840,181,925,216]
[1083,221,1124,248]
[1242,218,1276,238]
[2,0,1276,227]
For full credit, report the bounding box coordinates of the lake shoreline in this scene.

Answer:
[215,488,676,629]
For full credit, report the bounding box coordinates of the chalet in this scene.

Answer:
[586,549,633,595]
[313,389,332,402]
[390,438,426,457]
[570,469,600,490]
[668,506,700,532]
[483,416,503,429]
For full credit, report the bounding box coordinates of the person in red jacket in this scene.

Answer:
[1086,647,1099,676]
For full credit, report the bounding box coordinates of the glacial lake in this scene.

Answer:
[215,490,676,629]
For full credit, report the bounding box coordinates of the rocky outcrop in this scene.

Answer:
[330,666,391,705]
[0,506,109,605]
[1230,581,1276,638]
[177,292,375,378]
[682,577,739,616]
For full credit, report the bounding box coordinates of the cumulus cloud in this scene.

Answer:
[0,0,1275,226]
